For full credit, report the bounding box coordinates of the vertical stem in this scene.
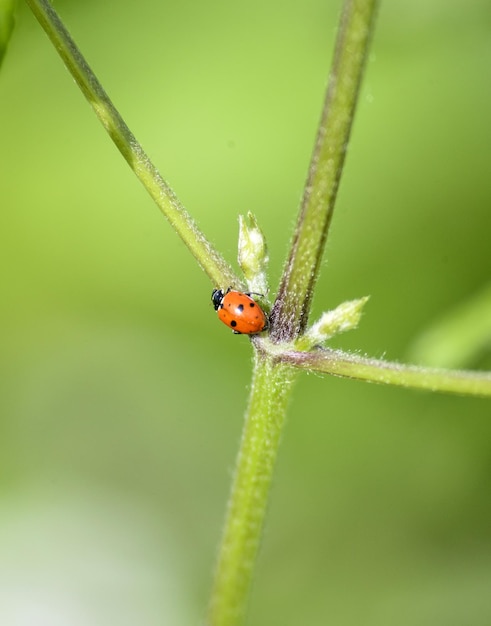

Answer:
[270,0,379,342]
[208,355,297,626]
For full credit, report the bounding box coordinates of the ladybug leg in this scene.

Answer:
[244,291,264,298]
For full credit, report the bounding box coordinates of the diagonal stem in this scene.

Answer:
[25,0,237,288]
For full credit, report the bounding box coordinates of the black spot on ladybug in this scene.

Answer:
[237,304,244,313]
[231,320,237,327]
[249,302,255,307]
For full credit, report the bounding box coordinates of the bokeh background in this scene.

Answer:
[1,0,491,624]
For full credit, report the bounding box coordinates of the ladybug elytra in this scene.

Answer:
[212,288,268,335]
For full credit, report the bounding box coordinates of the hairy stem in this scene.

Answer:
[278,347,491,397]
[208,355,297,626]
[270,0,379,342]
[25,0,237,288]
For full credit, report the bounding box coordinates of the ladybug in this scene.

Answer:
[212,288,268,335]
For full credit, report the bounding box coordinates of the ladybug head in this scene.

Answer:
[211,289,224,311]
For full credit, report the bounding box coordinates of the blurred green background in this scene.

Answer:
[1,1,491,624]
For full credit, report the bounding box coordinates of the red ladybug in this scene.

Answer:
[212,288,268,335]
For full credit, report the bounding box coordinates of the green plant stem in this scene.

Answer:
[0,0,17,68]
[270,0,379,342]
[208,354,297,626]
[25,0,237,288]
[277,347,491,397]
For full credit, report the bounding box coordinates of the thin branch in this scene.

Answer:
[270,0,379,343]
[25,0,238,289]
[278,347,491,397]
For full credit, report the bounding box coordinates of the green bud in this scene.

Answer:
[238,212,269,296]
[297,296,370,350]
